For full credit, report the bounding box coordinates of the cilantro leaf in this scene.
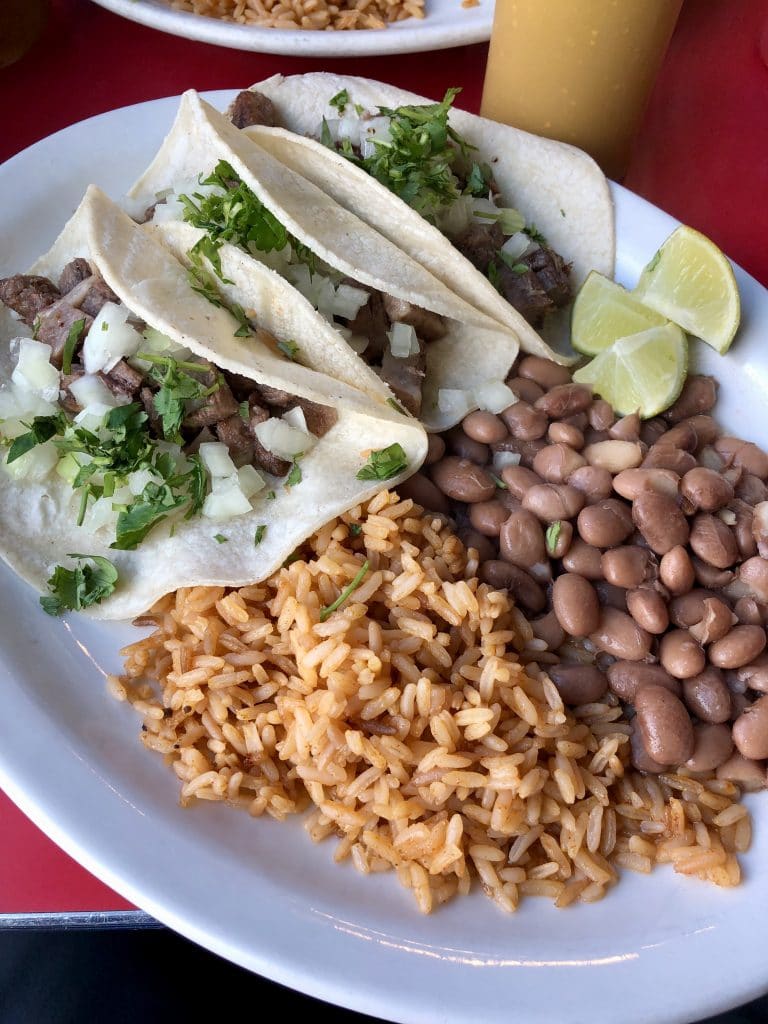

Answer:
[487,259,501,292]
[356,443,408,481]
[329,89,349,113]
[524,223,547,245]
[286,459,303,487]
[139,352,217,443]
[464,162,492,197]
[348,523,362,537]
[499,250,530,275]
[40,554,118,616]
[319,559,370,622]
[112,481,188,550]
[254,524,267,546]
[277,339,299,360]
[61,318,86,376]
[7,412,67,464]
[213,533,228,544]
[386,397,407,416]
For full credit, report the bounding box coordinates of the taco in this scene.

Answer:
[229,74,615,356]
[127,90,524,431]
[0,186,426,619]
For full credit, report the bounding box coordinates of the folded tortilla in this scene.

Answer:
[127,90,522,431]
[238,73,615,358]
[0,186,427,619]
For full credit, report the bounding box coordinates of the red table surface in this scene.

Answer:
[0,0,766,917]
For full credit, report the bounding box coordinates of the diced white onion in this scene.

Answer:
[437,195,473,238]
[312,276,337,321]
[471,197,499,221]
[501,231,532,261]
[151,194,187,224]
[331,283,369,321]
[202,478,252,520]
[388,322,419,359]
[74,402,117,430]
[0,383,57,421]
[282,406,309,434]
[284,262,312,296]
[85,496,118,533]
[199,441,237,479]
[56,452,88,485]
[253,417,312,460]
[493,450,522,473]
[2,439,58,482]
[128,468,162,496]
[473,380,518,415]
[69,374,122,410]
[437,388,474,420]
[11,339,60,401]
[237,464,266,499]
[84,302,143,374]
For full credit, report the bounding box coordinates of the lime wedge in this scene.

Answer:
[573,324,688,418]
[571,271,666,356]
[633,226,740,354]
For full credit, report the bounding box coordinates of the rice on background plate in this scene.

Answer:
[116,490,751,913]
[166,0,426,30]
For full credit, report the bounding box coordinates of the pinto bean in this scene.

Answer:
[430,458,496,503]
[659,545,696,596]
[497,488,523,513]
[469,500,509,537]
[733,695,768,760]
[530,610,566,651]
[689,513,739,569]
[532,443,586,484]
[424,434,446,466]
[669,589,721,629]
[577,499,634,549]
[492,436,546,469]
[684,415,718,448]
[641,446,697,475]
[589,608,651,661]
[501,401,548,441]
[517,355,571,390]
[733,597,766,627]
[499,509,547,568]
[630,725,666,774]
[632,492,689,554]
[545,519,573,558]
[656,421,698,452]
[732,501,757,559]
[583,440,643,474]
[548,421,584,449]
[691,556,734,590]
[444,426,489,465]
[709,625,767,669]
[735,652,768,693]
[588,399,615,432]
[552,573,601,636]
[458,528,495,563]
[608,412,641,442]
[462,410,508,445]
[396,472,450,514]
[534,383,592,420]
[754,502,768,557]
[735,473,768,505]
[664,376,718,422]
[479,560,545,612]
[626,588,669,634]
[634,685,695,765]
[522,484,585,523]
[500,464,543,499]
[680,468,734,512]
[547,664,607,705]
[698,446,726,473]
[659,629,706,680]
[561,539,604,580]
[716,752,767,790]
[685,723,734,773]
[640,417,668,447]
[607,661,681,702]
[682,668,732,723]
[601,547,655,589]
[506,376,545,404]
[594,581,628,611]
[567,466,614,504]
[612,468,679,502]
[715,437,768,479]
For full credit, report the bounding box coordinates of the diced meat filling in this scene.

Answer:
[381,295,447,342]
[344,286,390,363]
[37,304,94,367]
[250,384,338,437]
[0,274,60,325]
[379,336,426,418]
[183,376,239,429]
[215,413,255,468]
[80,277,120,318]
[453,220,505,275]
[229,90,277,130]
[58,258,92,295]
[102,359,145,399]
[248,402,292,477]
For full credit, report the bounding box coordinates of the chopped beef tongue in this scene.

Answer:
[0,274,60,326]
[251,384,338,438]
[345,287,390,362]
[453,220,505,273]
[229,90,277,130]
[102,359,145,399]
[248,402,291,477]
[381,295,447,342]
[58,258,92,294]
[37,304,93,368]
[379,336,426,418]
[215,414,255,467]
[525,245,572,307]
[183,374,239,429]
[140,386,163,436]
[497,246,572,328]
[60,366,85,414]
[80,277,120,318]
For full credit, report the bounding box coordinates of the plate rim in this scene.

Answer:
[1,90,768,1024]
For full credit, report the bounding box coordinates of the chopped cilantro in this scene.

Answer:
[266,490,276,500]
[112,481,189,550]
[560,208,566,218]
[498,250,529,275]
[185,241,252,338]
[386,397,408,416]
[286,459,303,487]
[464,162,492,198]
[545,521,563,554]
[283,551,301,567]
[277,339,299,360]
[320,118,334,149]
[348,523,362,537]
[490,474,506,489]
[524,224,547,245]
[137,352,219,443]
[319,559,370,622]
[329,89,349,113]
[487,259,501,292]
[254,524,267,546]
[61,318,86,376]
[356,442,408,481]
[6,412,68,465]
[31,317,41,341]
[239,400,249,421]
[40,554,118,616]
[213,533,228,544]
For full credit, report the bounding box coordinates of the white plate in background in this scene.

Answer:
[1,92,767,1024]
[89,0,494,57]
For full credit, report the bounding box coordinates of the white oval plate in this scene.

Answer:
[89,0,493,56]
[1,92,767,1024]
